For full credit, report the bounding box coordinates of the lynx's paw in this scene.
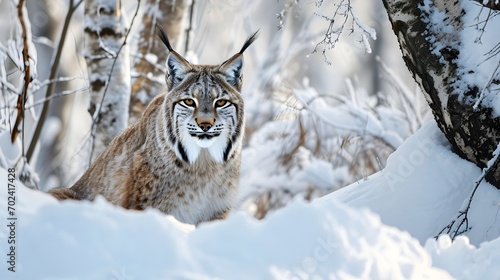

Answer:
[48,187,82,201]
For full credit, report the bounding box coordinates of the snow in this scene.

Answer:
[292,87,406,149]
[0,171,449,279]
[1,120,500,279]
[361,33,372,54]
[322,120,500,246]
[425,235,500,280]
[0,132,20,166]
[457,1,500,116]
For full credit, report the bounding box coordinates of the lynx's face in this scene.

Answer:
[157,26,257,164]
[167,67,244,164]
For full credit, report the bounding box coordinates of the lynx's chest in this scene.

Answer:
[167,175,236,225]
[149,150,239,225]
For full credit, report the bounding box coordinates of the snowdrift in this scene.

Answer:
[322,121,500,246]
[0,178,449,279]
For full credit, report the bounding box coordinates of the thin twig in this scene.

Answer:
[436,142,500,240]
[26,0,84,163]
[26,87,89,109]
[313,0,375,65]
[473,61,500,110]
[313,0,350,65]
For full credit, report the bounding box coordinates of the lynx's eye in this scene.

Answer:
[183,99,196,107]
[215,99,228,107]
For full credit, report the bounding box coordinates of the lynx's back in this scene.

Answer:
[49,26,258,225]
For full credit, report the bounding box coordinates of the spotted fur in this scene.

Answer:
[48,26,258,225]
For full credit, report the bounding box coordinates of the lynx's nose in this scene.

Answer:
[196,117,215,132]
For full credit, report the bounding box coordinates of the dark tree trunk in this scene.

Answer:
[381,0,500,187]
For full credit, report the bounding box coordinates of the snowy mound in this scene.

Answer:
[323,121,500,246]
[426,235,500,279]
[0,170,450,279]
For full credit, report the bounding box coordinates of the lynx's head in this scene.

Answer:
[157,25,258,164]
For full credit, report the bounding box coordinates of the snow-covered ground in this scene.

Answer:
[322,121,500,246]
[1,120,500,279]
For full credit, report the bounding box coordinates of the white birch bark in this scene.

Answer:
[83,0,130,162]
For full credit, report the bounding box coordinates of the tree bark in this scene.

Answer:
[475,0,500,11]
[129,0,184,124]
[381,0,500,187]
[84,0,131,161]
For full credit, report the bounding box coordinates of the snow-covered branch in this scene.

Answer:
[313,0,376,64]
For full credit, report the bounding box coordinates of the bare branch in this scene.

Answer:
[437,142,500,240]
[312,0,375,64]
[11,0,31,147]
[313,0,350,65]
[26,0,83,163]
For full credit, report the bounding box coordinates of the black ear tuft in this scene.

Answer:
[156,23,174,52]
[239,30,259,54]
[218,30,259,90]
[156,23,192,89]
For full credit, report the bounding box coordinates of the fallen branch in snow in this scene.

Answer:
[436,142,500,240]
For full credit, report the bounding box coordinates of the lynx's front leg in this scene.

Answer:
[48,187,82,201]
[208,208,231,222]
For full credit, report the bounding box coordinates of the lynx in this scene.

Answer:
[49,25,258,225]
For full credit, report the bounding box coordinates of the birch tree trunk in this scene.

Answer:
[129,0,184,124]
[382,0,500,187]
[84,0,130,161]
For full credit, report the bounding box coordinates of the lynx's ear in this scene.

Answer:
[219,54,244,90]
[157,24,192,89]
[218,30,259,91]
[165,52,192,88]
